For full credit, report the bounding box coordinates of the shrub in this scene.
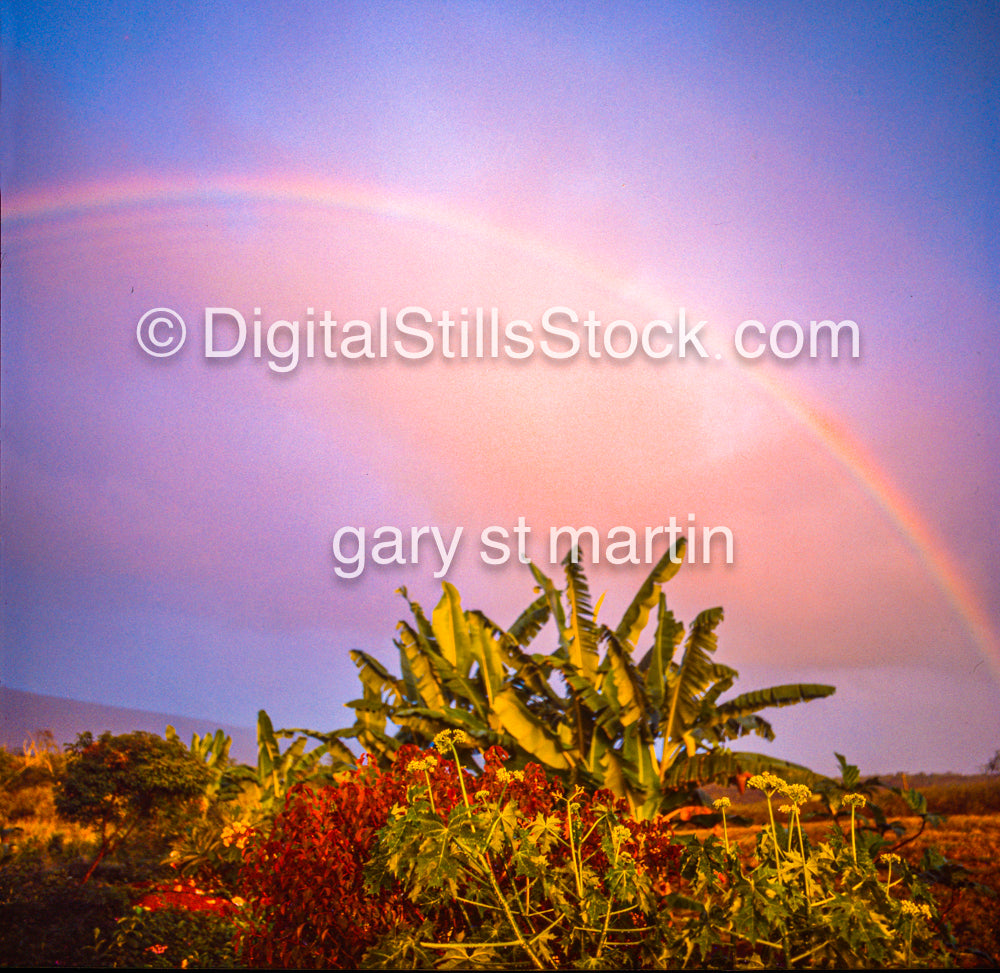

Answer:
[364,734,684,969]
[94,901,239,969]
[676,778,956,968]
[238,742,962,969]
[0,858,131,967]
[236,751,418,968]
[236,737,682,969]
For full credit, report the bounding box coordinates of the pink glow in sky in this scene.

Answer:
[2,2,998,776]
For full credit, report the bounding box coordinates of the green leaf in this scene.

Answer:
[614,536,686,650]
[397,622,446,710]
[563,553,600,682]
[468,613,505,707]
[717,683,836,721]
[350,650,405,706]
[432,581,474,675]
[600,629,647,729]
[493,688,573,770]
[661,607,725,762]
[661,749,822,792]
[507,592,551,646]
[638,595,685,713]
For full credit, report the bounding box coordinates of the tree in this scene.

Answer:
[330,539,835,817]
[56,730,209,882]
[986,748,1000,776]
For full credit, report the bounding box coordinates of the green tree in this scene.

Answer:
[55,730,209,882]
[331,539,835,816]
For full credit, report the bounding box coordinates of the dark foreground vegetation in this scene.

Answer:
[1,728,998,968]
[3,552,997,967]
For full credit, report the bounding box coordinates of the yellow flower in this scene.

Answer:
[842,793,867,808]
[433,729,471,751]
[221,821,251,849]
[712,797,731,810]
[782,783,812,806]
[407,753,441,774]
[900,900,932,920]
[747,772,786,794]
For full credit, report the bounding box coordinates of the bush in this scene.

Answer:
[238,742,962,969]
[236,749,417,968]
[0,859,131,967]
[364,735,684,969]
[680,779,955,968]
[236,736,682,969]
[94,901,239,968]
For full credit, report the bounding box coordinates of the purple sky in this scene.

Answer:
[2,1,998,776]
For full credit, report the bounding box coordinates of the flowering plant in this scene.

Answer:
[236,741,681,968]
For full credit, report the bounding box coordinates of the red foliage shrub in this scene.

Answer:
[236,751,417,969]
[236,744,681,969]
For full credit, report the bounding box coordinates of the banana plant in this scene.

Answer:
[227,710,357,812]
[333,539,835,816]
[166,725,232,800]
[167,714,356,879]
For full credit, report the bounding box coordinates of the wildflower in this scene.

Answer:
[882,852,903,890]
[406,754,439,774]
[147,944,168,954]
[843,793,867,865]
[712,797,731,810]
[900,900,932,920]
[221,822,251,850]
[496,767,524,785]
[747,772,786,794]
[433,729,471,751]
[782,783,812,806]
[778,804,794,815]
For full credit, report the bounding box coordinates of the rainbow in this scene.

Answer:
[751,370,1000,682]
[5,174,998,680]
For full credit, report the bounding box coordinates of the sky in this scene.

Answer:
[2,1,998,777]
